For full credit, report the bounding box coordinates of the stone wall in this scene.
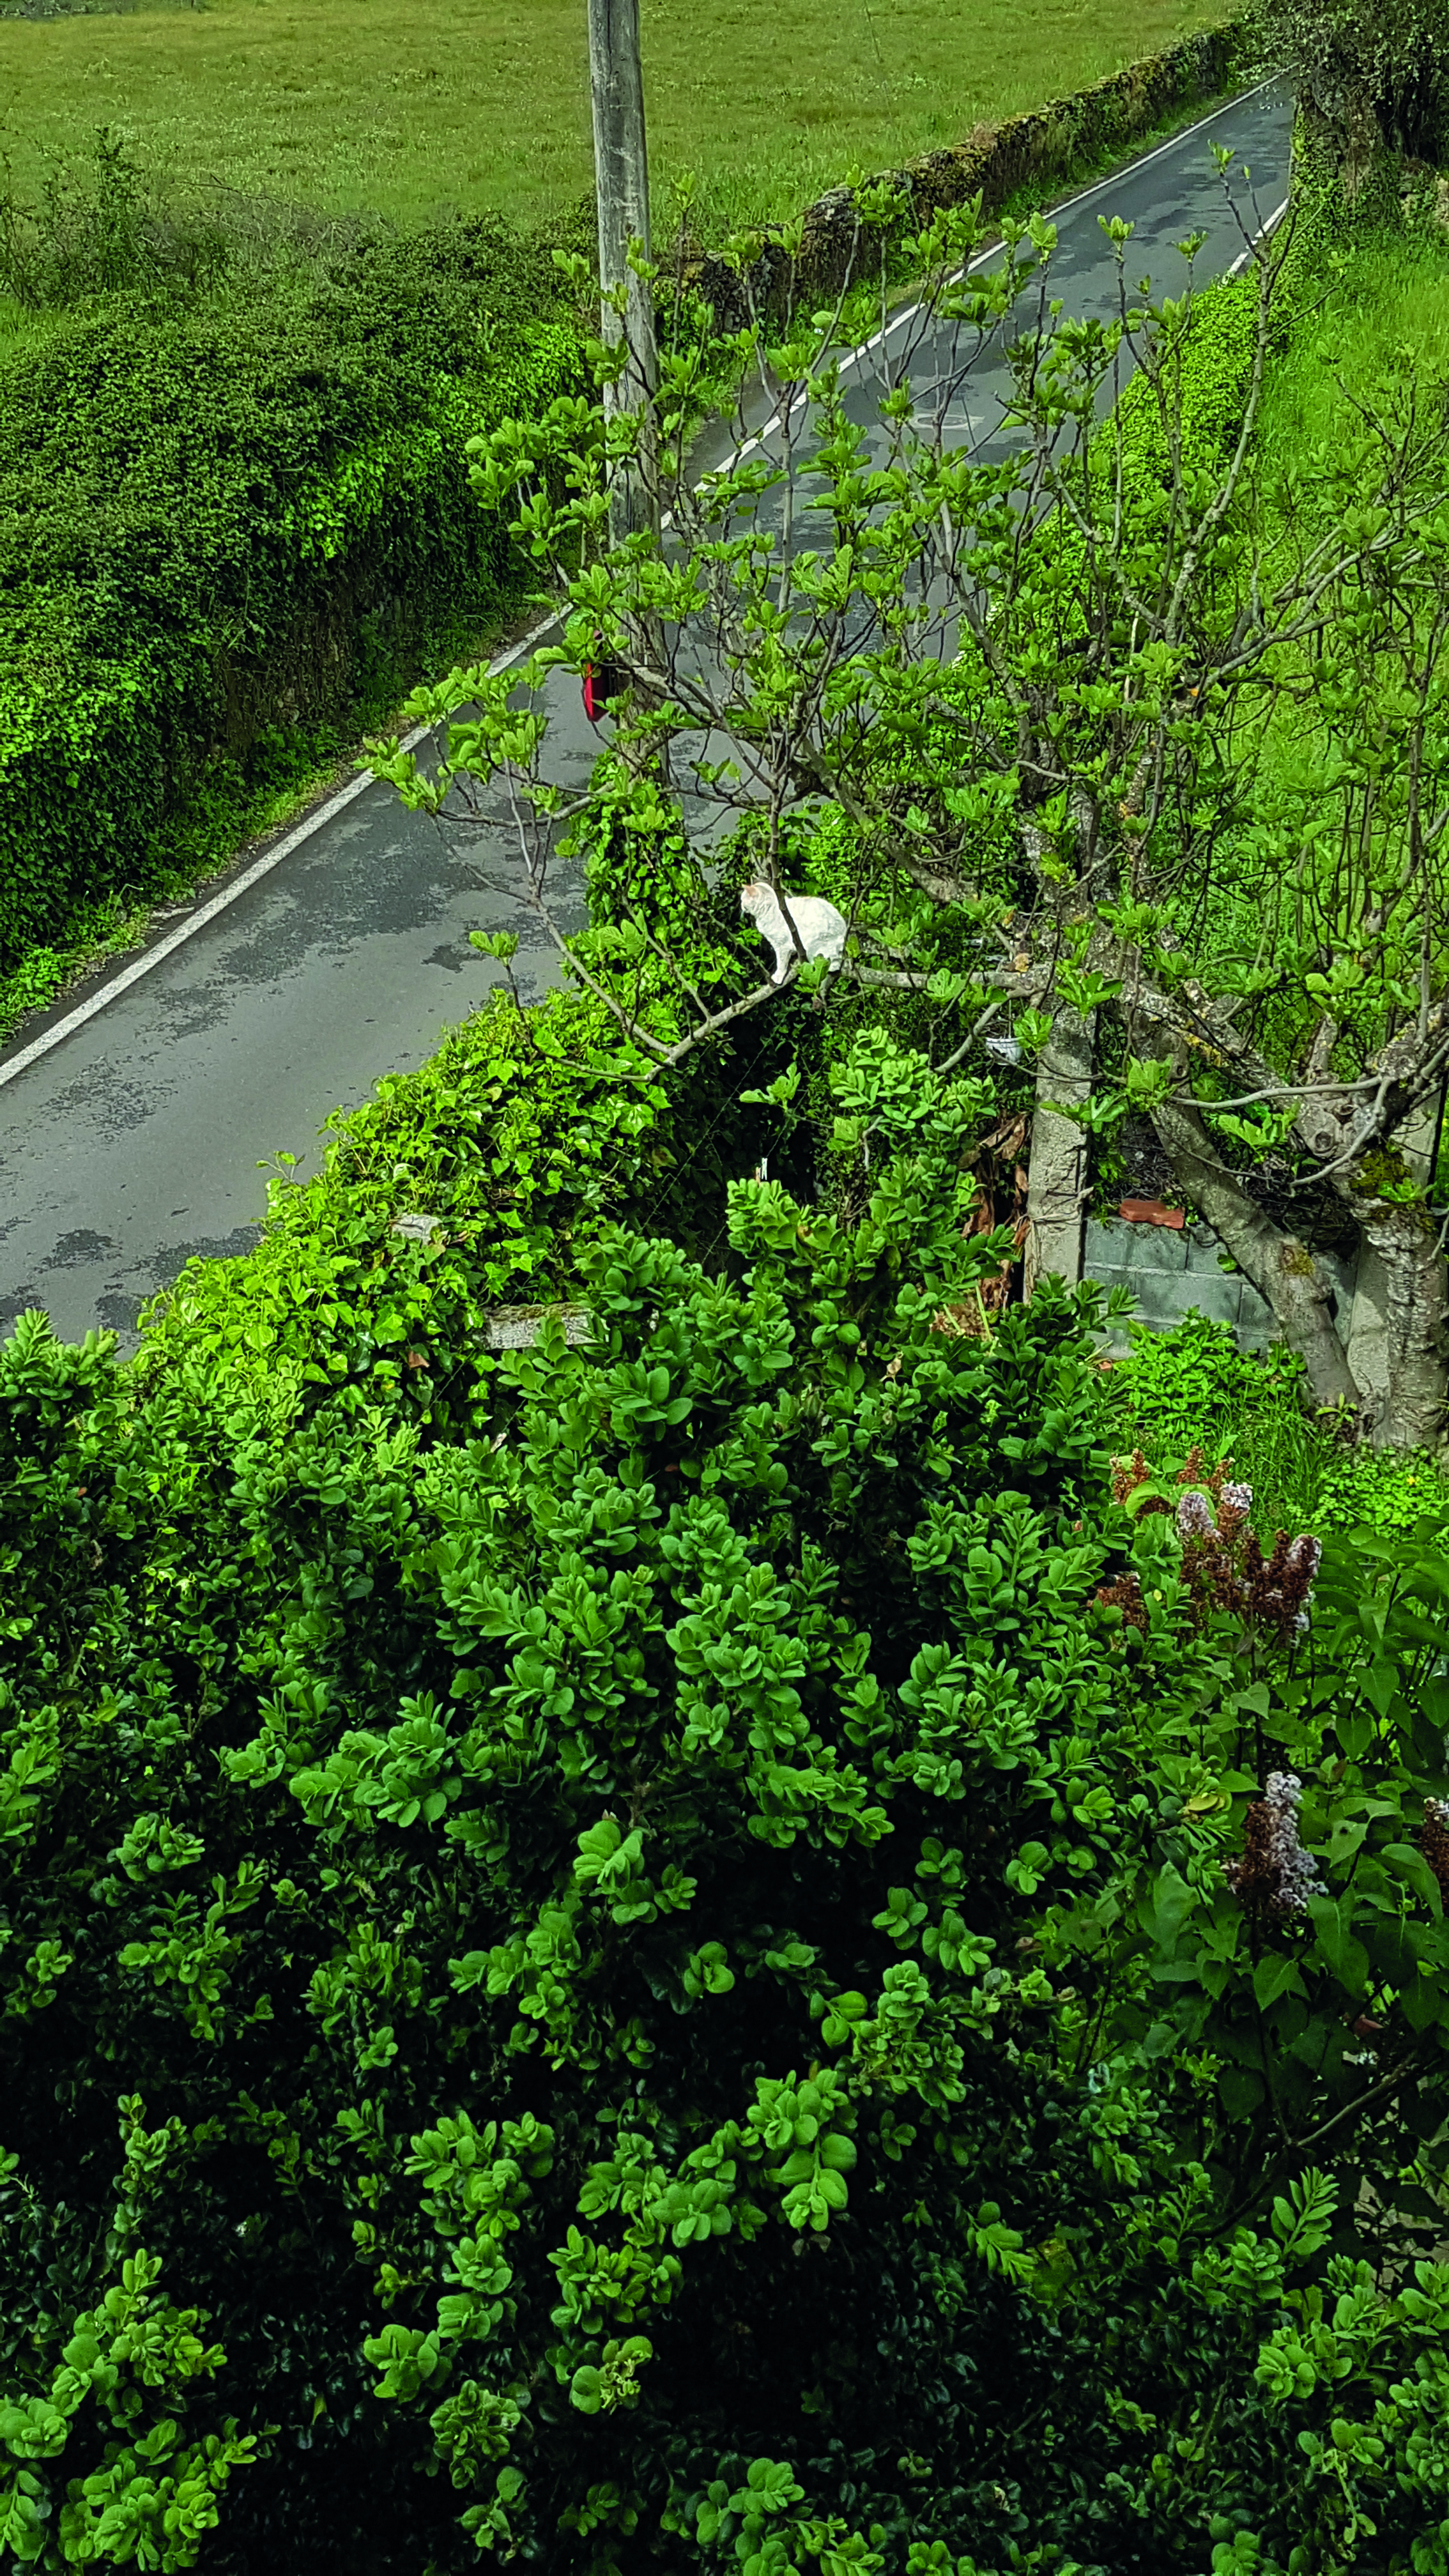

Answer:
[687,19,1254,332]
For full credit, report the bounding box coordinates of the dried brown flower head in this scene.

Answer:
[1112,1449,1324,1646]
[1225,1772,1320,1919]
[1094,1570,1148,1635]
[1421,1797,1449,1901]
[1241,1531,1322,1645]
[1177,1448,1231,1503]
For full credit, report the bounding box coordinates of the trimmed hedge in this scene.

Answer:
[1102,264,1262,505]
[0,219,581,972]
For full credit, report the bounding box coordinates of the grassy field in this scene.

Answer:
[0,0,1234,241]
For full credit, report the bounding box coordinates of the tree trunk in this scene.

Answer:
[1357,1200,1449,1450]
[1150,1097,1360,1410]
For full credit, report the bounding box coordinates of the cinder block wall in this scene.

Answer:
[1084,1218,1358,1354]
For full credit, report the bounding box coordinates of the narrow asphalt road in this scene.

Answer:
[0,82,1292,1350]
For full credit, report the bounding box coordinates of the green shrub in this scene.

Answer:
[0,213,581,974]
[131,949,786,1419]
[1094,264,1262,521]
[1108,1310,1449,1537]
[0,1089,1115,2572]
[130,985,660,1414]
[1108,1310,1298,1452]
[0,126,231,311]
[10,1119,1449,2573]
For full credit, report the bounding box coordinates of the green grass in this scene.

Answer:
[1135,218,1449,1130]
[0,0,1234,243]
[1102,234,1449,1498]
[1201,217,1449,1087]
[1255,218,1449,469]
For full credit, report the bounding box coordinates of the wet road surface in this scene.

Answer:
[0,82,1292,1349]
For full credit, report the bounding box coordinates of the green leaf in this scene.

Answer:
[1144,1862,1195,1955]
[1307,1894,1370,1998]
[1381,1842,1441,1915]
[1252,1951,1303,2011]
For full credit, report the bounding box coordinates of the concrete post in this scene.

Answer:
[587,0,660,553]
[1023,1005,1096,1294]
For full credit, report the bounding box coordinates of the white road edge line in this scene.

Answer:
[732,77,1276,461]
[1226,194,1291,273]
[0,612,556,1096]
[0,75,1279,1098]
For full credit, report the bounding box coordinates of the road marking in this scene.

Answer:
[1226,195,1291,273]
[0,615,562,1094]
[0,77,1281,1096]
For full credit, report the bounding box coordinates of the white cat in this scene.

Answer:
[740,880,848,986]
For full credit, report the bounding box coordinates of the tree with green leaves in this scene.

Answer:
[1262,0,1449,197]
[373,176,1449,1448]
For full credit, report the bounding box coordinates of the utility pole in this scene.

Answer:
[587,0,660,553]
[1023,1004,1095,1296]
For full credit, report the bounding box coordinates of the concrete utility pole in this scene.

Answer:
[587,0,660,552]
[1023,1005,1096,1296]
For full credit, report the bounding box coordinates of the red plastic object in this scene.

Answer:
[1118,1198,1184,1229]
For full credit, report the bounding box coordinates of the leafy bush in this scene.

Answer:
[9,1048,1449,2572]
[122,733,785,1425]
[1260,0,1449,169]
[1108,1310,1449,1537]
[129,930,789,1418]
[1100,266,1262,519]
[1108,1311,1304,1456]
[0,127,231,310]
[0,201,581,973]
[0,1085,1103,2572]
[129,979,666,1416]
